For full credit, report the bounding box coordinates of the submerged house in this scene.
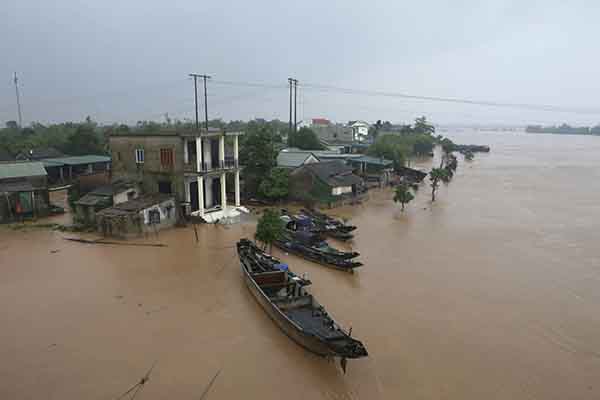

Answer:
[41,155,111,185]
[109,128,243,223]
[0,162,50,222]
[347,155,394,187]
[95,193,176,238]
[289,161,364,208]
[74,179,140,225]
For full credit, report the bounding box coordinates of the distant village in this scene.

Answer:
[0,116,483,237]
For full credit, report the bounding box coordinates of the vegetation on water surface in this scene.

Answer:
[367,117,446,170]
[393,183,415,212]
[255,209,284,251]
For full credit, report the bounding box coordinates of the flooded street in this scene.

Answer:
[1,130,600,399]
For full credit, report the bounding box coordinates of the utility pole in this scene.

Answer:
[189,74,199,130]
[189,73,211,131]
[288,78,298,134]
[14,72,23,128]
[293,79,298,132]
[288,78,293,136]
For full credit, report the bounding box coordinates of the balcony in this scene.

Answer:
[183,157,240,174]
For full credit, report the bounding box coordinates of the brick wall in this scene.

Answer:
[109,135,186,200]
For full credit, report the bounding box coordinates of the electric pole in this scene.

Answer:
[293,79,298,132]
[14,72,23,128]
[189,73,211,131]
[288,78,298,135]
[288,78,293,136]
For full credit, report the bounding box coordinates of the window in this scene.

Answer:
[158,181,172,194]
[135,148,144,164]
[160,148,174,167]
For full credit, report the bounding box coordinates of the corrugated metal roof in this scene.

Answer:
[0,162,47,179]
[350,155,393,166]
[42,155,111,166]
[0,181,35,193]
[277,151,319,168]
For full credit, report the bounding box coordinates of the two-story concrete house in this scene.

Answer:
[109,128,243,222]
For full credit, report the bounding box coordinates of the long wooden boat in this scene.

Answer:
[237,239,368,371]
[273,231,363,272]
[300,209,357,240]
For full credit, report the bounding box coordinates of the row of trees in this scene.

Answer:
[0,117,108,156]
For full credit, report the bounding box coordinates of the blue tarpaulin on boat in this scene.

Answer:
[275,263,289,271]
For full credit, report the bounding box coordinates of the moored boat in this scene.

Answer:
[273,230,363,272]
[237,239,368,370]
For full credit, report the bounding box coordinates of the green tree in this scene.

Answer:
[288,127,325,150]
[239,123,278,196]
[64,125,102,155]
[258,168,289,202]
[429,167,450,202]
[414,116,435,135]
[463,150,474,161]
[255,209,284,251]
[394,183,415,211]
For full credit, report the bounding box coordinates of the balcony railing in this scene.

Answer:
[184,158,240,173]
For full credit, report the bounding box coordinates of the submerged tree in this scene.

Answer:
[255,209,284,252]
[393,183,415,212]
[463,150,474,161]
[429,167,450,202]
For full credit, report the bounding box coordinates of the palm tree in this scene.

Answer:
[394,183,415,211]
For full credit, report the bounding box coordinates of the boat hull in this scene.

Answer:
[272,240,361,272]
[240,262,335,357]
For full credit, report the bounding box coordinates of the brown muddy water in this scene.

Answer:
[1,130,600,399]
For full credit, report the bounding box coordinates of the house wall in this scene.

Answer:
[96,198,177,238]
[113,186,139,205]
[110,135,185,201]
[332,186,352,195]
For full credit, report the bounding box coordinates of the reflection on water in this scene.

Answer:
[1,130,600,399]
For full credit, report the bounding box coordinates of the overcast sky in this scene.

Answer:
[2,0,600,126]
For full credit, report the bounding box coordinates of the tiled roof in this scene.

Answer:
[277,151,319,168]
[96,194,173,217]
[0,162,47,179]
[299,161,363,187]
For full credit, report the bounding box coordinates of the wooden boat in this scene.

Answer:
[237,239,368,370]
[273,230,363,272]
[300,209,357,240]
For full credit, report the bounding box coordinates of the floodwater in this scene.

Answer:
[1,130,600,399]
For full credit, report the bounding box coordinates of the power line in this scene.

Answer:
[299,82,600,116]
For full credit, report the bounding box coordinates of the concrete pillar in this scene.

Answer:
[185,179,191,203]
[59,167,64,182]
[234,135,239,166]
[235,170,240,207]
[205,177,213,209]
[203,138,212,170]
[195,137,202,172]
[184,139,189,164]
[197,176,204,216]
[220,173,227,211]
[219,134,225,168]
[69,166,73,180]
